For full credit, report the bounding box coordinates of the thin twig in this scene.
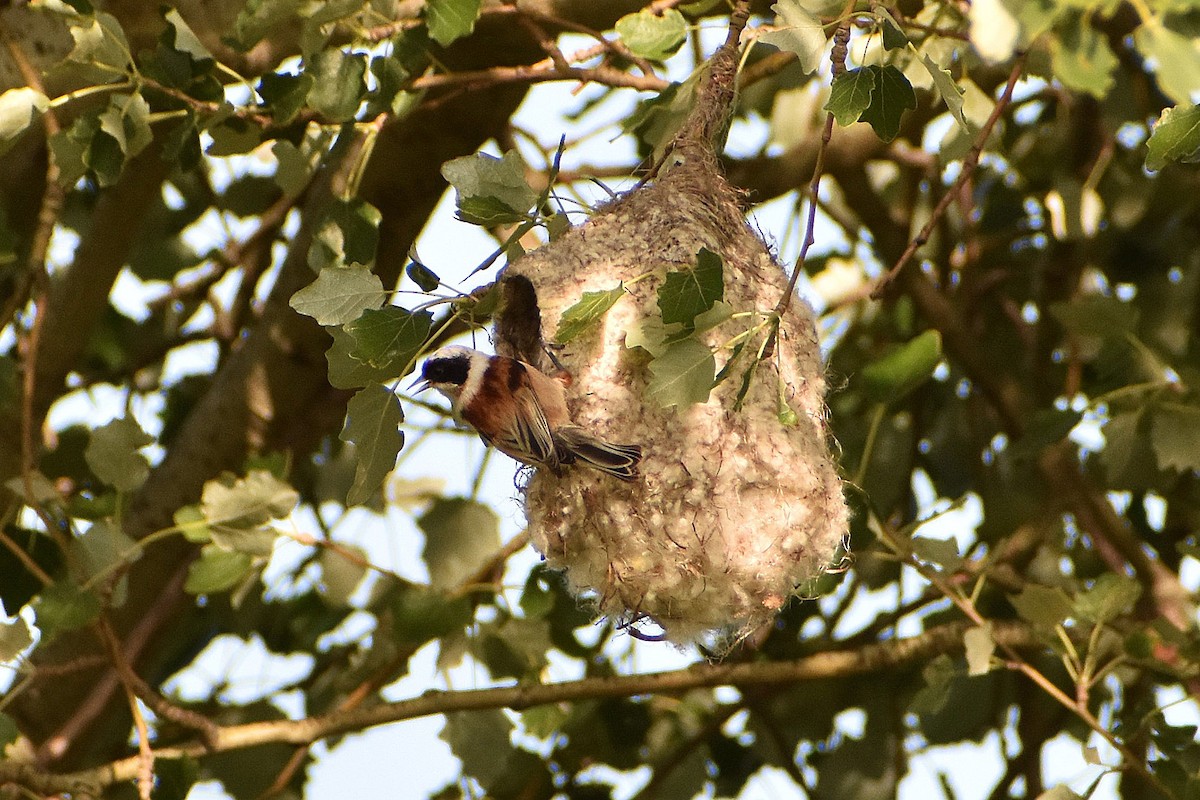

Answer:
[630,700,744,800]
[763,3,856,358]
[881,526,1172,797]
[258,530,532,796]
[871,55,1026,297]
[98,621,155,800]
[410,58,669,93]
[0,527,53,587]
[1,23,68,542]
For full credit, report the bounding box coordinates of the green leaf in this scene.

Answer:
[326,326,396,388]
[272,140,310,198]
[478,618,551,681]
[310,197,381,271]
[425,0,484,46]
[1049,296,1138,338]
[825,67,876,127]
[0,88,49,154]
[391,584,472,645]
[0,714,17,748]
[1049,22,1118,99]
[693,300,734,333]
[0,615,33,661]
[185,545,255,594]
[162,8,213,61]
[647,338,716,407]
[625,74,701,160]
[205,118,262,156]
[303,0,365,33]
[919,54,969,129]
[759,0,827,74]
[441,151,539,226]
[1009,408,1083,461]
[152,756,202,800]
[861,330,942,403]
[233,0,302,50]
[175,505,211,543]
[1151,404,1200,473]
[440,711,515,788]
[878,9,909,50]
[521,705,570,739]
[1146,103,1200,171]
[86,128,125,187]
[74,519,141,605]
[306,49,368,122]
[418,498,501,590]
[143,8,218,97]
[318,545,369,607]
[910,535,963,571]
[624,315,680,357]
[615,9,688,61]
[163,113,202,172]
[201,470,298,556]
[69,12,132,81]
[860,65,917,142]
[33,583,102,639]
[49,119,89,187]
[1101,410,1157,487]
[963,622,995,676]
[555,284,626,343]
[4,472,60,506]
[406,261,440,292]
[658,248,724,328]
[340,384,404,506]
[289,266,386,326]
[1074,573,1142,624]
[258,72,315,126]
[910,653,956,714]
[344,306,433,375]
[1009,584,1073,627]
[366,53,413,117]
[1134,23,1200,106]
[85,417,153,493]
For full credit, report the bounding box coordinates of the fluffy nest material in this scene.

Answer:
[496,30,848,644]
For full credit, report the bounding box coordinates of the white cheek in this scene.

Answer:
[462,359,487,405]
[434,386,462,410]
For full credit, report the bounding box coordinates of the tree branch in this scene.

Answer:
[0,621,1040,796]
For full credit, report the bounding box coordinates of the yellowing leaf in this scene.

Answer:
[963,622,995,676]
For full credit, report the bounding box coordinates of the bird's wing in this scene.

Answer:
[501,372,558,467]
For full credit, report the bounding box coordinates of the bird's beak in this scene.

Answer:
[410,377,431,394]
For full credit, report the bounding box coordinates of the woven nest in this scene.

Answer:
[496,135,849,643]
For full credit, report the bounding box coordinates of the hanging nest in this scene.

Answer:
[495,16,848,644]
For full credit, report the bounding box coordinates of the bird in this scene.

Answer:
[416,345,641,481]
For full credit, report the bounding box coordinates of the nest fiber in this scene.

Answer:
[500,139,849,643]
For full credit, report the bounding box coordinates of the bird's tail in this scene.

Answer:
[555,427,642,482]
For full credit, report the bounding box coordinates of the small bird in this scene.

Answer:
[416,345,641,481]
